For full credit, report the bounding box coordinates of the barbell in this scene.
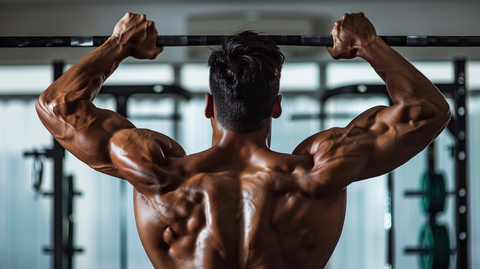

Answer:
[1,35,480,47]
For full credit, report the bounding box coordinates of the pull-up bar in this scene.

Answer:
[1,35,480,47]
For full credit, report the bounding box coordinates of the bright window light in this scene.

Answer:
[0,65,52,93]
[181,63,320,93]
[411,61,453,83]
[326,62,382,89]
[103,64,174,85]
[64,63,174,85]
[468,61,480,90]
[327,61,454,89]
[180,64,209,92]
[280,63,319,91]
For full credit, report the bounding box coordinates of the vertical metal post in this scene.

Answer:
[386,173,394,269]
[172,64,182,141]
[116,95,128,269]
[453,58,469,269]
[50,61,67,269]
[386,92,395,269]
[319,62,327,131]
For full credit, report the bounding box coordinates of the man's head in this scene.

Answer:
[207,31,285,133]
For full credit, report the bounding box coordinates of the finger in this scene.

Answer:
[330,20,341,47]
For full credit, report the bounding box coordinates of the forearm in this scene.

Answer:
[35,36,134,144]
[359,37,450,113]
[38,36,129,106]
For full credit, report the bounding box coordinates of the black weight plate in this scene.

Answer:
[422,172,446,214]
[419,222,450,269]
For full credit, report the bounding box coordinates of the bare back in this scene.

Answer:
[134,147,346,269]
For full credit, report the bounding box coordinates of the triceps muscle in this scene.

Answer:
[37,95,136,176]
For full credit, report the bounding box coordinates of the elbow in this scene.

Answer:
[436,98,452,127]
[36,89,62,124]
[35,91,52,120]
[35,92,47,118]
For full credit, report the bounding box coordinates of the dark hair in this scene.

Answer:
[208,31,285,133]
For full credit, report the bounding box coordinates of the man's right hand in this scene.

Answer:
[327,12,378,60]
[111,12,164,59]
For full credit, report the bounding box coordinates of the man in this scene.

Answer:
[36,12,450,269]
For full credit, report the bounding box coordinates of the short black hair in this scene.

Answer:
[208,31,285,133]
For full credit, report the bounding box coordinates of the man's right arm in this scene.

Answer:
[35,13,185,194]
[293,13,451,197]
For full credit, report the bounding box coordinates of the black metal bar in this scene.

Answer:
[1,35,480,47]
[114,96,128,269]
[100,85,192,100]
[172,65,182,141]
[404,190,426,196]
[320,84,390,103]
[386,173,395,268]
[404,247,428,254]
[428,142,436,172]
[291,84,454,122]
[453,58,469,269]
[48,61,67,269]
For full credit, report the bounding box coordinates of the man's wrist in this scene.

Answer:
[356,36,387,61]
[103,35,134,59]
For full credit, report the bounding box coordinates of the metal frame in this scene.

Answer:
[452,58,469,269]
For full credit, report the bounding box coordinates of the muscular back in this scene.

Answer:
[134,146,346,269]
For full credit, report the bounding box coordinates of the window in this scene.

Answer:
[103,64,174,85]
[468,61,480,90]
[0,65,52,93]
[180,62,320,92]
[326,61,454,89]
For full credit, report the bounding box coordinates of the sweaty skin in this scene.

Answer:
[36,12,451,269]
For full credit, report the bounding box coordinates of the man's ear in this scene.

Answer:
[272,95,282,118]
[205,93,215,118]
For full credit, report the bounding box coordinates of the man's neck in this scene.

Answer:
[211,123,272,152]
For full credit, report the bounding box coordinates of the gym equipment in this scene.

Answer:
[24,150,45,195]
[421,172,447,214]
[405,171,450,215]
[405,222,452,269]
[404,143,453,215]
[1,35,480,47]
